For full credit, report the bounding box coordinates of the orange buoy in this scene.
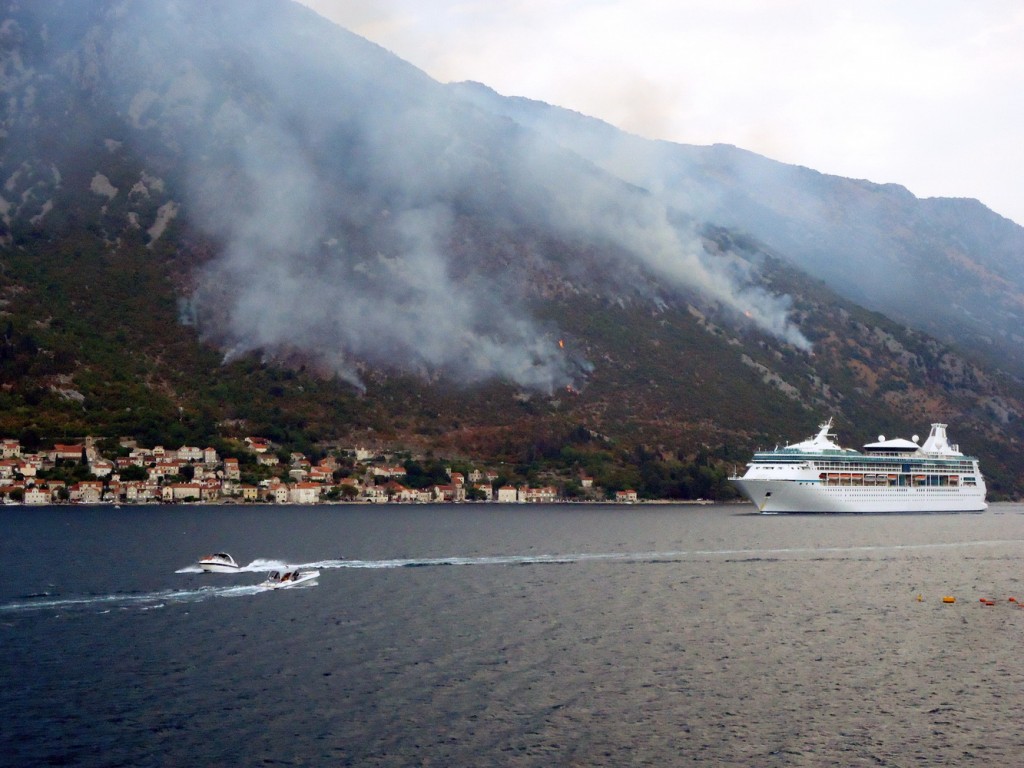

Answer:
[1009,597,1018,603]
[942,596,956,603]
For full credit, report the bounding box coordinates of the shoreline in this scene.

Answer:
[2,498,731,508]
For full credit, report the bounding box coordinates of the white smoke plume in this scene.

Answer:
[47,0,810,391]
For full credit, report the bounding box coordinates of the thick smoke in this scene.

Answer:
[66,0,810,390]
[518,142,811,350]
[453,85,812,349]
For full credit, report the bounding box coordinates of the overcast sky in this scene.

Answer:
[298,1,1024,226]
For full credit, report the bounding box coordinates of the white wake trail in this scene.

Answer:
[9,540,1018,616]
[0,584,266,614]
[297,539,1024,571]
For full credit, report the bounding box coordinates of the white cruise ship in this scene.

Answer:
[730,419,986,513]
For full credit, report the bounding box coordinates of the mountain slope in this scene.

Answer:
[1,0,1023,498]
[451,81,1024,379]
[1,0,813,392]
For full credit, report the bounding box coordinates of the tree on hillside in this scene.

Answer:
[119,464,148,481]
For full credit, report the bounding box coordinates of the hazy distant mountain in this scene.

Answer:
[2,0,1024,495]
[451,81,1024,378]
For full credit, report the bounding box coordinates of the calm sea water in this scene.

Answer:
[4,503,1024,767]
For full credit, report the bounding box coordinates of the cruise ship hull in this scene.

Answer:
[732,478,987,514]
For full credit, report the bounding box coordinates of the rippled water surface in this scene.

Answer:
[4,503,1024,766]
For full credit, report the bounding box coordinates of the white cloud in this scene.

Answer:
[298,0,1024,224]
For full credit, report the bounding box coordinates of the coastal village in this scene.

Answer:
[0,436,640,506]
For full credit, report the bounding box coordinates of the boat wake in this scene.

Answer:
[0,584,267,615]
[7,540,1021,616]
[299,538,1024,571]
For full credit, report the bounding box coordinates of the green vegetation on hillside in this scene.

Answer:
[2,210,1022,500]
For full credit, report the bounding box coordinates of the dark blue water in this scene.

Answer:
[4,504,1024,766]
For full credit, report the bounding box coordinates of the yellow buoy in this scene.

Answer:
[942,596,956,604]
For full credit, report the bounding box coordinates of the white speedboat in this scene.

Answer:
[196,552,241,573]
[259,567,320,589]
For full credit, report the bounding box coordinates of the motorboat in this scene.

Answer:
[196,552,241,573]
[259,567,320,589]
